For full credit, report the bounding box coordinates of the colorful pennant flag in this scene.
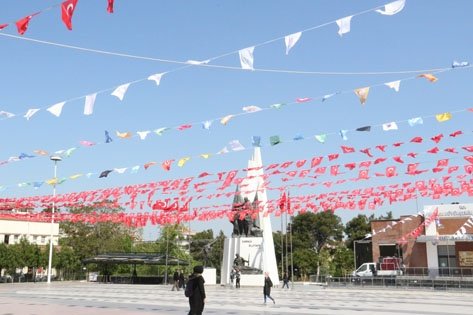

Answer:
[435,112,452,122]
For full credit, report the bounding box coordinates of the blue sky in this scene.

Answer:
[1,1,472,240]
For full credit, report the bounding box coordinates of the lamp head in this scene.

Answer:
[50,156,62,162]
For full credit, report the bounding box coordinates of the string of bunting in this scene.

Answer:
[0,1,114,34]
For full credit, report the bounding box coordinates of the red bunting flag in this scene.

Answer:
[341,146,355,153]
[61,0,78,30]
[410,136,423,143]
[444,147,458,154]
[447,166,459,174]
[0,23,8,30]
[358,169,369,180]
[359,161,372,168]
[436,159,449,167]
[280,161,293,168]
[344,163,356,170]
[161,159,174,171]
[360,148,373,157]
[330,165,340,176]
[449,130,462,137]
[427,147,439,154]
[311,156,323,168]
[464,156,473,164]
[376,145,387,152]
[393,156,404,164]
[328,154,339,161]
[465,165,473,174]
[431,134,443,144]
[393,142,403,147]
[107,0,114,13]
[296,159,306,168]
[462,146,473,153]
[279,191,287,210]
[407,152,418,158]
[16,15,33,35]
[374,157,387,164]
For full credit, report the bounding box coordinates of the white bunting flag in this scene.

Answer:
[84,93,97,115]
[382,122,399,131]
[24,108,40,120]
[376,0,406,16]
[137,131,151,140]
[47,101,66,117]
[229,140,245,151]
[114,167,128,174]
[239,46,255,70]
[242,105,262,113]
[0,111,15,118]
[186,59,210,65]
[385,80,401,92]
[285,31,302,55]
[336,16,353,36]
[202,120,212,130]
[148,73,165,86]
[111,83,131,101]
[217,146,229,155]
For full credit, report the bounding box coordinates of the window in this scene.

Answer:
[438,245,456,276]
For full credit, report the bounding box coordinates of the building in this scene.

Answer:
[368,203,473,277]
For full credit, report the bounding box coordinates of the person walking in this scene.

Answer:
[282,272,289,289]
[187,265,206,315]
[235,269,241,288]
[171,270,180,291]
[263,272,275,304]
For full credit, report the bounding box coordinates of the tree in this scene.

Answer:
[60,204,137,276]
[291,211,344,280]
[345,214,371,250]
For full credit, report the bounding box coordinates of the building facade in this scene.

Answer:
[369,203,473,276]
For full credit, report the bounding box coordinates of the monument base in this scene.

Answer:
[202,267,216,285]
[220,237,264,286]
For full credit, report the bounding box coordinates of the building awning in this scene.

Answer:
[82,253,189,265]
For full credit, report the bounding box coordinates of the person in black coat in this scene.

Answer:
[263,272,275,304]
[188,265,206,315]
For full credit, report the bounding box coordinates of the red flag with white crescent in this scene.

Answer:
[61,0,78,30]
[16,15,33,35]
[107,0,114,13]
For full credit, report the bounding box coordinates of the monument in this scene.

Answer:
[220,147,280,286]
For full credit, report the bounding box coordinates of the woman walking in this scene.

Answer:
[263,272,275,304]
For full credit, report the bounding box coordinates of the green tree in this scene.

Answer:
[291,211,343,280]
[345,214,371,250]
[330,245,354,277]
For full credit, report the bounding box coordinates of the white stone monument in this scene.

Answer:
[220,147,280,286]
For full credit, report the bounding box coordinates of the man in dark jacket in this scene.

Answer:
[263,272,275,304]
[188,265,206,315]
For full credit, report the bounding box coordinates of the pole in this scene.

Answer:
[290,216,294,288]
[165,228,169,285]
[188,204,191,273]
[285,211,289,276]
[47,157,60,284]
[353,240,357,270]
[280,206,284,279]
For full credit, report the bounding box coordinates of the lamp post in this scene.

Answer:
[47,155,61,284]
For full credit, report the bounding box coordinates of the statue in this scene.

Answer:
[230,186,263,237]
[233,253,247,268]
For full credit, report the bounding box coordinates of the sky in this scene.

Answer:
[1,0,472,241]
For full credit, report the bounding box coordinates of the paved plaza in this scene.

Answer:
[1,282,473,315]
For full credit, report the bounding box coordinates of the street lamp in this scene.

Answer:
[47,155,61,284]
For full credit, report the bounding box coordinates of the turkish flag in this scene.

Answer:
[444,147,458,154]
[341,146,355,153]
[437,159,449,167]
[462,146,473,153]
[0,23,8,30]
[328,154,339,161]
[311,156,323,168]
[393,142,403,147]
[61,0,78,30]
[107,0,114,13]
[447,166,459,174]
[220,170,238,190]
[358,169,369,180]
[330,165,340,176]
[406,163,419,175]
[16,15,33,35]
[279,192,287,211]
[359,161,372,168]
[314,167,326,174]
[407,152,418,158]
[386,166,397,177]
[465,165,473,174]
[296,159,307,168]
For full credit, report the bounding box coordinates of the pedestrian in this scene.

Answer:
[171,270,179,291]
[187,265,206,315]
[179,270,186,289]
[282,272,289,289]
[230,268,235,287]
[235,269,241,288]
[263,272,275,304]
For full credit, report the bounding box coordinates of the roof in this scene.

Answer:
[82,253,190,265]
